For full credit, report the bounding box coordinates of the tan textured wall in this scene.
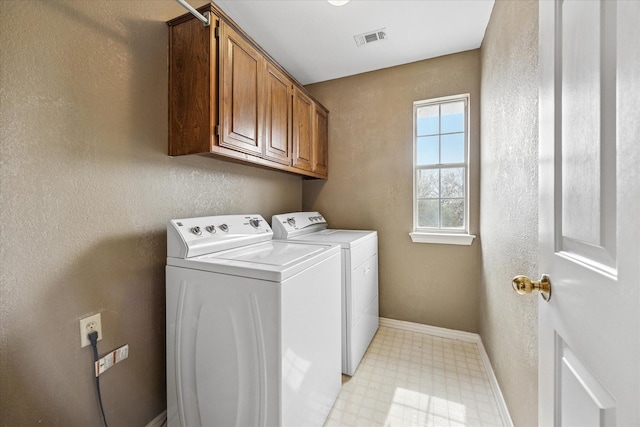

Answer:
[479,1,539,426]
[304,51,481,332]
[0,1,301,426]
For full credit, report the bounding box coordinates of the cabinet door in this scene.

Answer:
[292,88,314,172]
[220,22,263,156]
[313,105,328,177]
[262,63,292,165]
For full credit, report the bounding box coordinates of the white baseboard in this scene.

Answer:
[379,317,514,427]
[380,317,480,342]
[145,410,166,427]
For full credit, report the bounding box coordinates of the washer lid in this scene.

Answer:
[167,240,340,282]
[215,240,326,265]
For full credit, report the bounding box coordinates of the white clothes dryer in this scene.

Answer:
[166,214,342,427]
[271,212,379,376]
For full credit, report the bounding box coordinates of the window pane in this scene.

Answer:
[416,105,439,135]
[417,169,439,198]
[418,199,439,228]
[441,168,464,198]
[441,199,464,228]
[441,101,464,133]
[441,133,464,163]
[416,136,439,165]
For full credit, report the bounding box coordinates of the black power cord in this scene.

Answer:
[88,331,109,427]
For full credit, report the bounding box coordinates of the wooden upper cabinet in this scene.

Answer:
[262,63,292,165]
[219,21,263,156]
[313,105,329,176]
[167,4,328,179]
[168,13,219,155]
[292,87,314,172]
[292,88,328,178]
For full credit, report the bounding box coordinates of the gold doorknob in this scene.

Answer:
[512,274,552,301]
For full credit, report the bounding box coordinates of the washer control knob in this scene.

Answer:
[249,218,260,229]
[205,225,216,234]
[287,218,296,227]
[191,226,202,236]
[219,224,229,232]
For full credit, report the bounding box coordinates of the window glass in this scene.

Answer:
[416,104,439,135]
[441,199,465,228]
[440,168,465,198]
[441,133,465,164]
[417,200,439,228]
[441,101,465,133]
[416,136,439,165]
[417,169,439,198]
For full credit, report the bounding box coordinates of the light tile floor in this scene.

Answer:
[324,326,505,427]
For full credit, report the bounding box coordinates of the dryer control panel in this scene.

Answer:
[271,212,328,239]
[168,214,272,259]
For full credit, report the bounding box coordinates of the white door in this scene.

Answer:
[538,1,640,426]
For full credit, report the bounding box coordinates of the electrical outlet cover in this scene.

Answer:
[79,313,102,348]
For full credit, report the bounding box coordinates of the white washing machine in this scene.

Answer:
[272,212,379,376]
[166,214,342,427]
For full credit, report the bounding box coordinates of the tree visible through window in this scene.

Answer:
[413,95,469,232]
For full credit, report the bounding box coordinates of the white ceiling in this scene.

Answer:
[213,0,495,85]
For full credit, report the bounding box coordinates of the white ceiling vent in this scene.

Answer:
[354,28,387,47]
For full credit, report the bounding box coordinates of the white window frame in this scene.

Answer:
[410,94,475,246]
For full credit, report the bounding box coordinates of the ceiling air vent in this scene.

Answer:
[354,28,387,47]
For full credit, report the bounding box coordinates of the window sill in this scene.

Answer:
[409,232,476,246]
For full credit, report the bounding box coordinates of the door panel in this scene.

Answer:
[560,0,602,246]
[292,88,313,172]
[220,23,262,156]
[313,105,329,176]
[539,1,639,426]
[263,64,292,165]
[557,335,616,427]
[559,0,617,272]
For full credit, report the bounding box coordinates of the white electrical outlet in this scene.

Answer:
[79,313,103,348]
